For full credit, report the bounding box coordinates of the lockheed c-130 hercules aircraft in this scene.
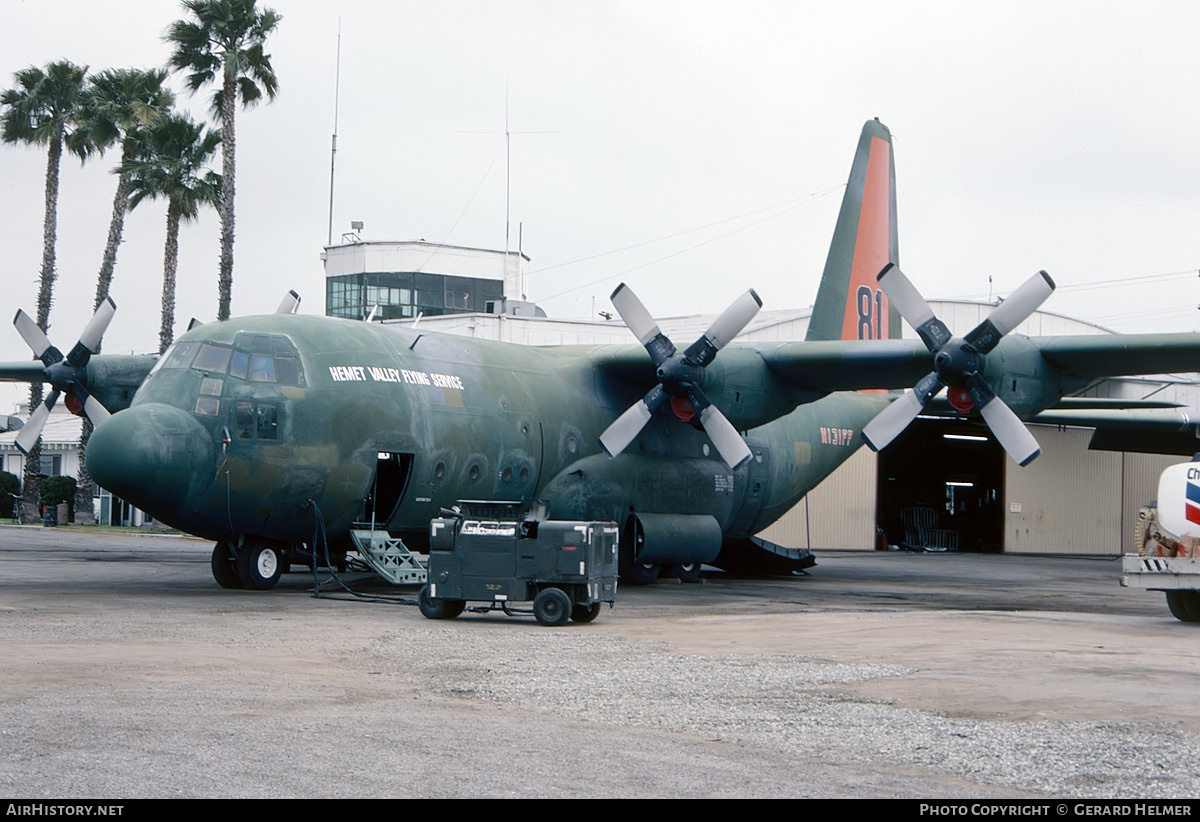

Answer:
[6,119,1200,592]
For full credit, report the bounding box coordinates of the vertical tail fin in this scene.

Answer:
[806,119,900,343]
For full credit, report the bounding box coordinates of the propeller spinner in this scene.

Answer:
[599,284,761,470]
[12,298,117,455]
[861,264,1055,466]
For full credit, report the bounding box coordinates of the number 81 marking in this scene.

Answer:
[857,285,883,340]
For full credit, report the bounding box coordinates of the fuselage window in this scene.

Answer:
[192,343,231,373]
[162,341,200,369]
[199,377,223,396]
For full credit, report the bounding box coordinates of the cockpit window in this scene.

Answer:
[248,354,277,383]
[229,333,304,386]
[162,341,200,369]
[193,343,231,373]
[274,356,299,385]
[229,350,249,380]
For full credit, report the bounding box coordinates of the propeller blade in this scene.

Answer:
[610,283,661,346]
[861,372,945,452]
[877,263,952,352]
[966,373,1041,466]
[965,270,1055,354]
[683,289,762,367]
[275,290,301,315]
[14,391,58,456]
[81,392,111,424]
[13,310,58,363]
[67,297,117,367]
[701,289,762,351]
[610,283,676,366]
[599,385,667,459]
[697,403,752,470]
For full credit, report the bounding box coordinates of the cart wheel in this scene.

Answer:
[570,602,602,623]
[533,588,572,626]
[419,585,464,620]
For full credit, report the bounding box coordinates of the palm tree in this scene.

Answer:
[120,112,222,353]
[71,68,175,523]
[78,68,176,313]
[165,0,282,322]
[1,60,94,519]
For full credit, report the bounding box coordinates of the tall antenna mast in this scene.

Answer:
[327,19,342,247]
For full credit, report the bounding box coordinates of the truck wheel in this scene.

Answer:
[1165,590,1200,623]
[211,542,242,589]
[533,588,572,626]
[418,585,464,620]
[570,602,602,623]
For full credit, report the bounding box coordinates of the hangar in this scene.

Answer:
[323,239,1199,557]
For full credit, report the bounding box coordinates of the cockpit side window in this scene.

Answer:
[162,341,201,369]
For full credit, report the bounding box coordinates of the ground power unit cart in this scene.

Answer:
[418,502,619,626]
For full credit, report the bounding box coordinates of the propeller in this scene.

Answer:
[275,290,301,314]
[861,264,1055,466]
[12,298,117,455]
[599,283,761,469]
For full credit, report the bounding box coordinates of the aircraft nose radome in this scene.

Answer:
[87,404,215,519]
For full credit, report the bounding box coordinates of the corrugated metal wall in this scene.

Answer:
[1004,427,1122,554]
[1002,428,1183,555]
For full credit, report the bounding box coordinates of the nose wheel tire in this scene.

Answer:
[211,542,242,589]
[237,539,285,590]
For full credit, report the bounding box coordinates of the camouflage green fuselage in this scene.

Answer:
[87,314,887,551]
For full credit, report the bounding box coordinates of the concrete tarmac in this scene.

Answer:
[1,524,1197,799]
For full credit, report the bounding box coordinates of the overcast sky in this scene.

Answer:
[4,0,1200,414]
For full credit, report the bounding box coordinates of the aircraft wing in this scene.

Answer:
[1037,333,1200,378]
[757,339,932,391]
[1030,407,1200,456]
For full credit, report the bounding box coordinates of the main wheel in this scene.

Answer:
[570,602,602,623]
[237,538,285,590]
[418,585,464,620]
[532,588,572,626]
[621,561,660,585]
[1165,590,1200,623]
[667,562,703,583]
[211,542,242,589]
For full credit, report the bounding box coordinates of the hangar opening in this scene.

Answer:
[875,418,1006,552]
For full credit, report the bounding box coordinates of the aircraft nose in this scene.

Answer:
[87,403,215,519]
